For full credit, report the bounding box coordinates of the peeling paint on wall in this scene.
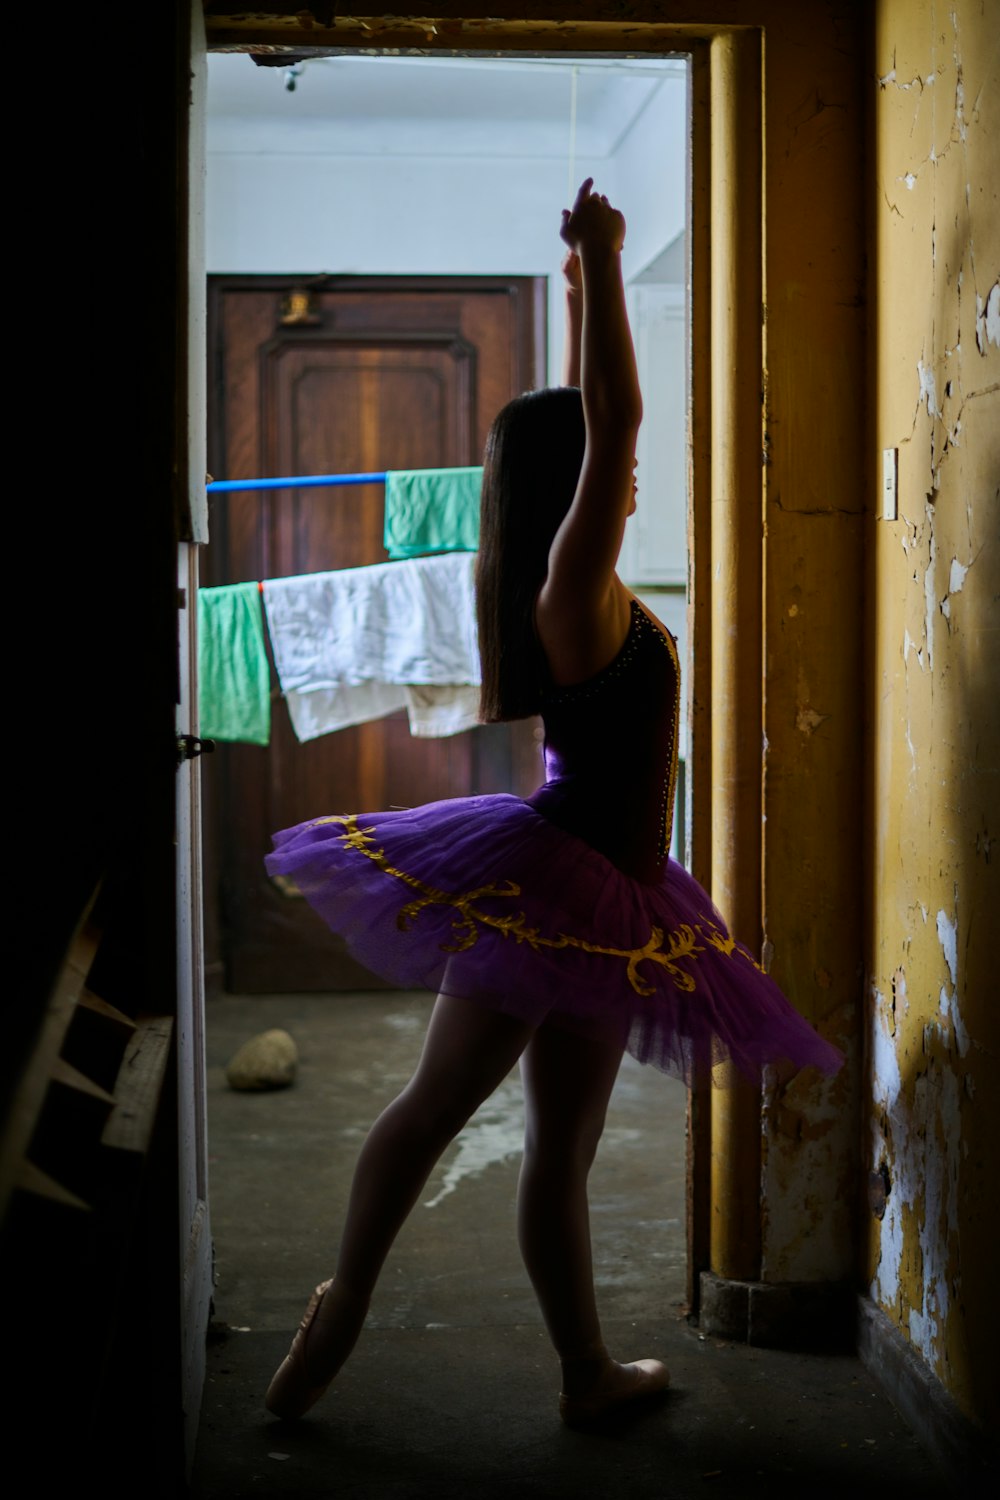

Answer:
[948,557,969,593]
[921,500,937,667]
[938,985,970,1058]
[935,905,958,988]
[975,280,1000,352]
[761,1022,856,1282]
[868,971,965,1371]
[917,359,941,418]
[870,0,996,1429]
[939,554,970,620]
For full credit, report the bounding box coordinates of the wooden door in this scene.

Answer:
[205,274,546,992]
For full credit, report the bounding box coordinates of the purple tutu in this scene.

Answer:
[265,793,844,1085]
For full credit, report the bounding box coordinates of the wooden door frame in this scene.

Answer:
[190,5,718,1361]
[195,6,718,1321]
[195,0,866,1420]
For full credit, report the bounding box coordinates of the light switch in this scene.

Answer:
[882,448,898,520]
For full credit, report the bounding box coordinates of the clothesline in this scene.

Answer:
[200,468,484,744]
[199,553,482,749]
[207,464,483,562]
[206,465,484,497]
[207,472,387,494]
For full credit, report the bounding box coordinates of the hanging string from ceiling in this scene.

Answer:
[567,65,579,202]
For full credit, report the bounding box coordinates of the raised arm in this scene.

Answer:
[560,249,583,387]
[536,180,643,682]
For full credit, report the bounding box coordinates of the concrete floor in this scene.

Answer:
[190,992,955,1498]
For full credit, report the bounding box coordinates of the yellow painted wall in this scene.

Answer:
[868,0,999,1429]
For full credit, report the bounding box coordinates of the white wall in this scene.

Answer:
[206,65,688,388]
[209,150,571,382]
[614,79,688,286]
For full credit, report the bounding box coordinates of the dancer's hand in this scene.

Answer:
[560,178,626,257]
[560,249,583,385]
[561,248,582,296]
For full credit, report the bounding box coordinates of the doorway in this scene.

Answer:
[195,35,700,1457]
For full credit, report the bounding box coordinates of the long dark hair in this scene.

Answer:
[476,386,586,722]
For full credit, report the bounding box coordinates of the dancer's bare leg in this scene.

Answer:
[300,993,535,1382]
[517,1018,668,1415]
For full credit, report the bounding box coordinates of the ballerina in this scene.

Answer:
[263,178,843,1426]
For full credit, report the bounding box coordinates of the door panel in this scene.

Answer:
[206,275,546,992]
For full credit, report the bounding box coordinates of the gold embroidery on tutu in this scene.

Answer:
[314,814,765,995]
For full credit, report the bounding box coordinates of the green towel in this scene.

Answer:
[383,466,482,559]
[197,582,271,745]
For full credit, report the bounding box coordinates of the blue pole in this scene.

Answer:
[206,472,388,494]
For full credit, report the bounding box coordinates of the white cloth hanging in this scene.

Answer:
[276,681,480,740]
[261,552,481,741]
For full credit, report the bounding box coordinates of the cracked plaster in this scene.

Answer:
[870,0,995,1425]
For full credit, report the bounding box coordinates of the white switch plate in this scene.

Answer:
[882,448,898,520]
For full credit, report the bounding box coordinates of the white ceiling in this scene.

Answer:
[206,52,687,158]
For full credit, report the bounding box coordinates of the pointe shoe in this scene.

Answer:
[265,1279,338,1420]
[558,1359,670,1428]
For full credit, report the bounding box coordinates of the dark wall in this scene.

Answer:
[3,15,193,1491]
[6,17,187,1151]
